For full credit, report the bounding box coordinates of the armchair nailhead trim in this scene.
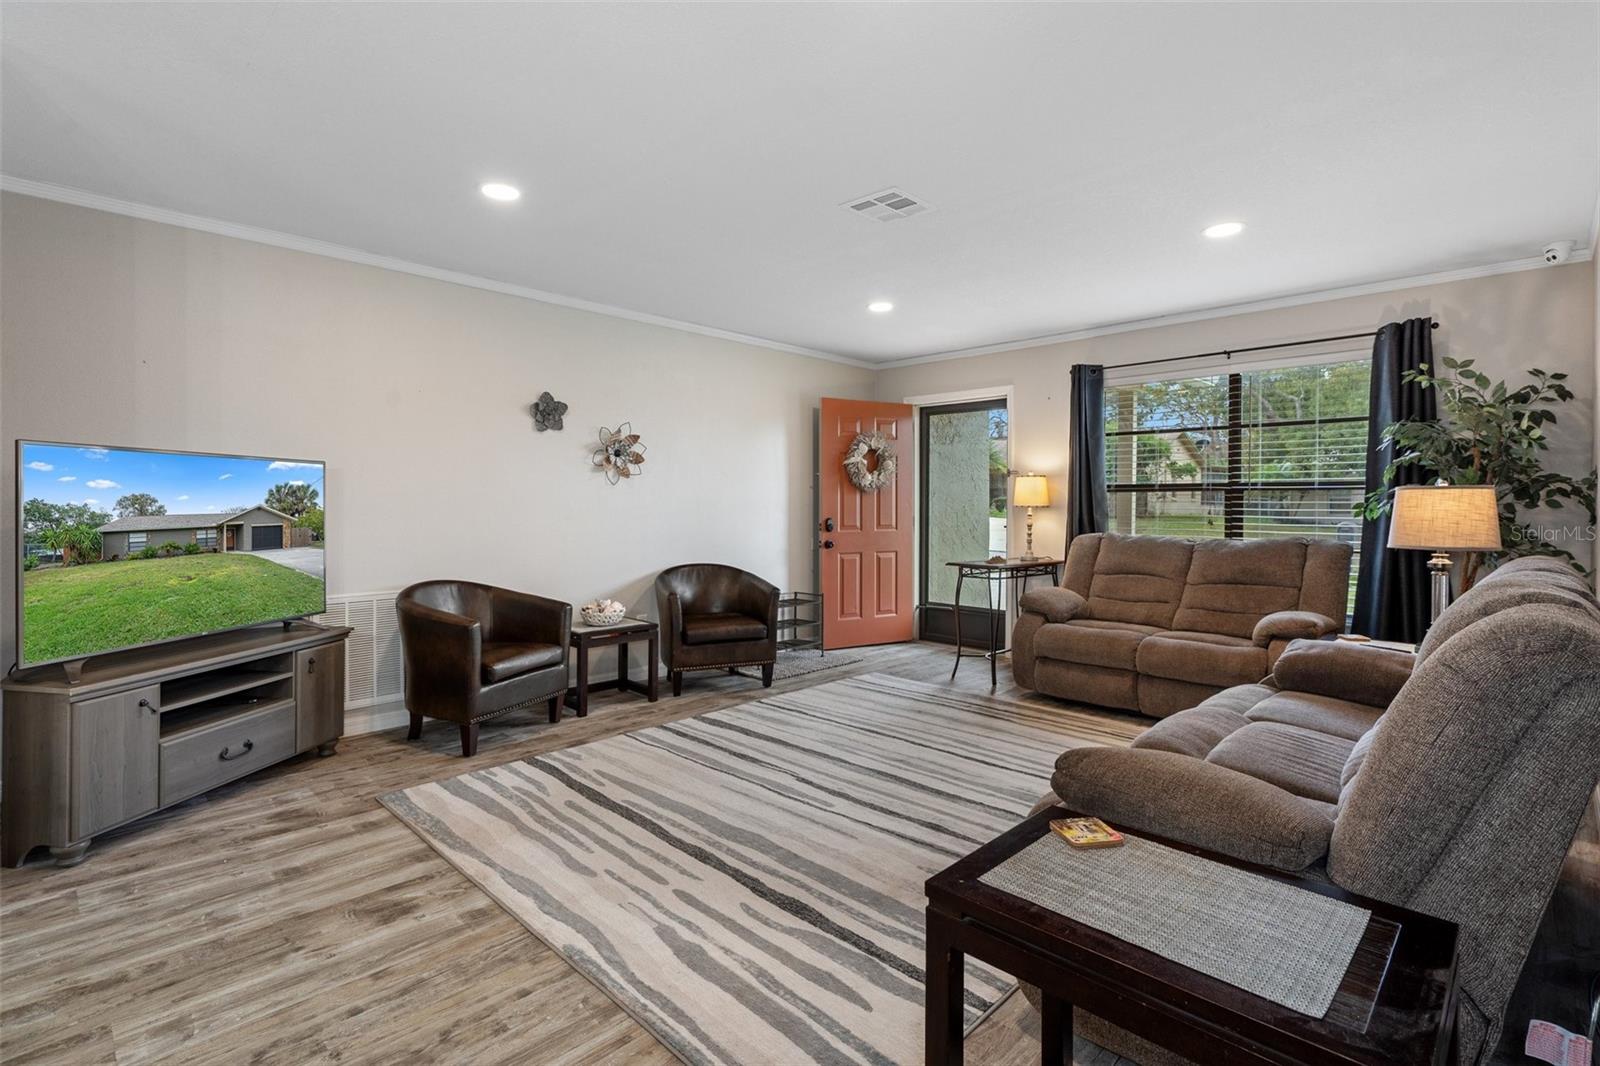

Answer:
[676,660,776,673]
[468,687,567,723]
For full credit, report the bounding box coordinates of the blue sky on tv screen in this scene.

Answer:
[21,443,324,515]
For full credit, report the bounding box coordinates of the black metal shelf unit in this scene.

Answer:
[776,592,823,655]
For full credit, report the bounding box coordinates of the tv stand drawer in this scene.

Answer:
[159,701,295,806]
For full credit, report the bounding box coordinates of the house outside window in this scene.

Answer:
[127,532,148,551]
[1103,358,1371,596]
[195,528,217,549]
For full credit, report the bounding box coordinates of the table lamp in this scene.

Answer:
[1014,474,1050,561]
[1386,482,1502,622]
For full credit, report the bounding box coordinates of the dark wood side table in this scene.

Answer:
[946,558,1063,686]
[565,617,659,717]
[925,807,1459,1066]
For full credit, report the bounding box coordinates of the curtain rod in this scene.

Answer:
[1103,320,1439,373]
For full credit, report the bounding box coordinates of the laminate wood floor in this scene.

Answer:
[0,644,1138,1065]
[4,645,1591,1066]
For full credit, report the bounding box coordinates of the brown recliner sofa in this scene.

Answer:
[655,564,779,695]
[1040,556,1600,1065]
[1013,533,1353,716]
[397,580,572,756]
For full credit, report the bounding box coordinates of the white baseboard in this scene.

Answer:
[344,700,410,737]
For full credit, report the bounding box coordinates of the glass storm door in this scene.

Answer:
[919,400,1008,646]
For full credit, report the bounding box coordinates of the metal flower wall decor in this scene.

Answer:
[593,423,647,483]
[531,391,568,432]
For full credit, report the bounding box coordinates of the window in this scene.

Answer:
[1103,359,1370,583]
[127,532,148,551]
[195,528,217,549]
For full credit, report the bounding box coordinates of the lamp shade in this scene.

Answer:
[1387,484,1503,552]
[1014,475,1050,508]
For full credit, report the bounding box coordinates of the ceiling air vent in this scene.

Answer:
[842,187,930,222]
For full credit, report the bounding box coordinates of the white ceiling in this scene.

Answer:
[3,2,1597,364]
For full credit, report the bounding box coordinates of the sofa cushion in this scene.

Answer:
[1415,555,1600,665]
[681,612,768,645]
[1205,721,1354,804]
[1132,703,1251,759]
[1243,691,1384,742]
[480,641,566,684]
[1271,639,1414,709]
[1033,619,1159,671]
[1077,533,1192,629]
[1170,538,1307,639]
[1251,609,1339,646]
[1135,631,1269,688]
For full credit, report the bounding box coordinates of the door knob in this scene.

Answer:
[823,518,835,533]
[823,540,835,550]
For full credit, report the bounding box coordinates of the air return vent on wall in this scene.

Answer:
[314,592,404,708]
[842,188,931,221]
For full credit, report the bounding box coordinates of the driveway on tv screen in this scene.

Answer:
[250,547,325,580]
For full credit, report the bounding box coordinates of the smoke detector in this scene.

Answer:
[842,187,930,222]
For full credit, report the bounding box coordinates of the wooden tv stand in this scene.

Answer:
[3,622,351,868]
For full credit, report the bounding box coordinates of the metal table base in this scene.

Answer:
[946,558,1063,686]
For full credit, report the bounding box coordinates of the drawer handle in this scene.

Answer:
[307,656,316,674]
[219,739,255,761]
[139,698,159,714]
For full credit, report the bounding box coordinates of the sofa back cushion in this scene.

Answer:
[1328,564,1600,1060]
[1064,533,1192,628]
[1414,554,1597,665]
[1171,538,1352,639]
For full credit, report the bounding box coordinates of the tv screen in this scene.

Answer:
[17,441,327,668]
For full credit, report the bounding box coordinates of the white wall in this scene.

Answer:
[877,262,1598,571]
[0,192,875,668]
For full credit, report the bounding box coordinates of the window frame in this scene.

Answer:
[195,528,218,549]
[127,532,148,551]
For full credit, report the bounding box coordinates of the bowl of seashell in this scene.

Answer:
[580,599,627,626]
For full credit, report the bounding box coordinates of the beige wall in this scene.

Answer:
[0,192,875,665]
[878,262,1598,571]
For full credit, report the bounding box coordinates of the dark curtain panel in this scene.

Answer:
[1352,317,1438,642]
[1067,363,1108,547]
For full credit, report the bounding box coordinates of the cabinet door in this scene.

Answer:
[295,643,345,751]
[71,684,160,839]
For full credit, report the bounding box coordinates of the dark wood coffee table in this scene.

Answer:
[925,807,1459,1066]
[565,617,659,717]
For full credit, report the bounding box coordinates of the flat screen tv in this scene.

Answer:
[16,441,327,669]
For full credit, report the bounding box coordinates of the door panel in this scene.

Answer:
[71,685,160,839]
[819,398,914,649]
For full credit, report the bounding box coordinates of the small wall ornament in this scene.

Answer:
[531,392,568,432]
[843,431,896,492]
[593,423,646,483]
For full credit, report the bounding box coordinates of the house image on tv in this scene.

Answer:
[98,506,296,559]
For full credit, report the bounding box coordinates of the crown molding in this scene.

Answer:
[875,249,1595,370]
[0,175,874,370]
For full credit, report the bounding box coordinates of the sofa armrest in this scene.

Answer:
[397,599,483,713]
[1270,638,1415,709]
[1252,610,1339,647]
[1050,746,1335,872]
[488,587,572,646]
[1019,586,1086,623]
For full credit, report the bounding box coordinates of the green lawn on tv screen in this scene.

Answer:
[22,553,325,664]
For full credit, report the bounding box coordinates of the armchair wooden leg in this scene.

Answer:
[547,695,562,724]
[762,663,774,688]
[671,670,683,697]
[459,722,479,757]
[407,712,423,741]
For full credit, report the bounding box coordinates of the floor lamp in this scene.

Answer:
[1386,483,1503,622]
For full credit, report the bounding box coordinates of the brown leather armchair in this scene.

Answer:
[397,580,572,756]
[655,564,779,695]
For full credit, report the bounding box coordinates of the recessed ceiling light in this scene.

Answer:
[480,182,521,203]
[1203,221,1245,239]
[867,301,894,313]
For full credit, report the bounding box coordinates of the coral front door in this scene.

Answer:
[818,398,914,649]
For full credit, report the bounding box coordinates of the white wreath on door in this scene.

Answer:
[843,432,897,492]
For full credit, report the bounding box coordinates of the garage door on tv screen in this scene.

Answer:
[17,442,327,668]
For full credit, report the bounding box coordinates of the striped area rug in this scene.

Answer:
[381,673,1142,1065]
